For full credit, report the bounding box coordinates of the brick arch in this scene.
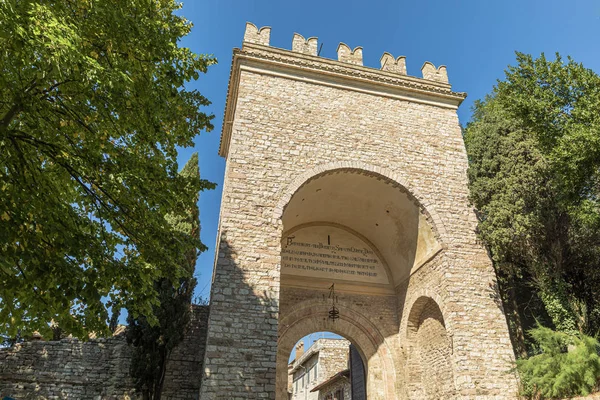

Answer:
[277,299,397,400]
[272,161,448,243]
[405,293,452,338]
[404,296,456,399]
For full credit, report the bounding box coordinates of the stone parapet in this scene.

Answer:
[222,26,466,158]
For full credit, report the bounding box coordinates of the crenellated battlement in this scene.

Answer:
[380,52,407,75]
[242,22,455,85]
[244,22,271,46]
[421,62,448,84]
[337,43,363,66]
[222,22,467,158]
[292,33,318,56]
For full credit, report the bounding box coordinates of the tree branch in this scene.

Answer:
[1,103,22,132]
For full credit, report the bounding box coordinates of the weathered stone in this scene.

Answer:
[0,305,209,400]
[202,23,519,400]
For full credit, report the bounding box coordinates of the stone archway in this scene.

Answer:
[202,27,520,397]
[275,167,446,400]
[405,296,456,399]
[277,167,444,290]
[277,298,397,400]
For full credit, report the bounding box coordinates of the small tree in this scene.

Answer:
[518,325,600,398]
[126,153,209,400]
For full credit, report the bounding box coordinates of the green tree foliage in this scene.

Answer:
[465,53,600,343]
[126,153,201,400]
[518,326,600,398]
[0,0,216,339]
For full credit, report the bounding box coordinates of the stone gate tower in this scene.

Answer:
[200,23,519,399]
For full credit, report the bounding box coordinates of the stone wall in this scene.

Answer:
[0,335,134,400]
[162,305,210,400]
[316,376,351,400]
[412,298,454,399]
[318,340,349,388]
[0,305,208,400]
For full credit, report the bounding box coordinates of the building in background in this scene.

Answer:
[310,369,350,400]
[288,338,365,400]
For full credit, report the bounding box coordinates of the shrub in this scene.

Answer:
[518,325,600,398]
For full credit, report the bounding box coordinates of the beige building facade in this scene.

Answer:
[313,370,352,400]
[288,338,352,400]
[200,22,519,399]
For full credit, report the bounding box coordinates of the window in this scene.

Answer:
[307,368,311,384]
[335,389,344,400]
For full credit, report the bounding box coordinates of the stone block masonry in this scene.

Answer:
[163,305,210,399]
[0,334,134,399]
[202,21,520,399]
[0,305,208,400]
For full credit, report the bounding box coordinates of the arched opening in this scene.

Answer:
[276,296,396,399]
[286,332,366,400]
[276,167,446,399]
[406,297,455,399]
[279,168,443,288]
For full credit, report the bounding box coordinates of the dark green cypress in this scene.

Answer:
[126,153,210,400]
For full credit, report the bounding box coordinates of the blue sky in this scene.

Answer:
[173,0,600,301]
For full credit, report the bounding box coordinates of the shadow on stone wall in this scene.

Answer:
[0,334,134,399]
[162,305,210,399]
[0,305,209,400]
[200,238,281,397]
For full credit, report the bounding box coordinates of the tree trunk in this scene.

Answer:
[0,103,21,131]
[506,281,527,358]
[153,347,170,400]
[496,269,528,358]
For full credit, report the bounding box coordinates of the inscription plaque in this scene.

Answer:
[281,225,389,285]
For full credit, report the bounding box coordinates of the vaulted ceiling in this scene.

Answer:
[282,170,441,287]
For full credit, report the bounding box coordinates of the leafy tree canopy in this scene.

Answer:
[465,53,600,339]
[0,0,215,339]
